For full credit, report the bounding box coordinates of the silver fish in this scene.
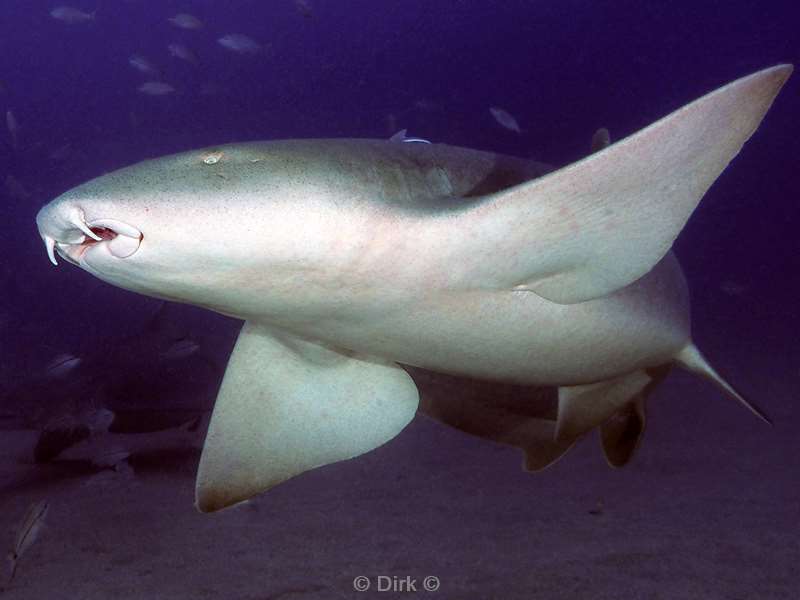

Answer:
[389,129,431,144]
[160,338,200,361]
[168,43,199,65]
[0,303,222,464]
[138,81,175,96]
[167,13,203,30]
[50,6,95,24]
[128,54,160,76]
[44,353,82,378]
[6,109,18,150]
[294,0,313,19]
[8,500,48,584]
[217,34,261,54]
[489,106,522,133]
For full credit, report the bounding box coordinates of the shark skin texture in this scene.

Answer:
[35,65,792,512]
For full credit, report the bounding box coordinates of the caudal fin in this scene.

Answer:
[674,343,771,424]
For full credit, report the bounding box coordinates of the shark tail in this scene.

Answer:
[674,343,771,424]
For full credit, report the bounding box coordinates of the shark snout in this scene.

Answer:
[36,201,143,266]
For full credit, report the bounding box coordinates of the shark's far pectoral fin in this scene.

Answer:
[195,321,419,512]
[475,65,792,304]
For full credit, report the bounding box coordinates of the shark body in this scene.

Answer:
[36,65,792,511]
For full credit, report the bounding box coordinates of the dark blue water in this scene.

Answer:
[0,2,798,598]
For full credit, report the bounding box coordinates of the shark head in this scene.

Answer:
[35,145,354,321]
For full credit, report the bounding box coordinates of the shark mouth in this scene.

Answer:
[39,210,143,266]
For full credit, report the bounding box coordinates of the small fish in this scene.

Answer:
[44,353,82,378]
[294,0,314,19]
[161,338,200,361]
[389,129,432,144]
[0,302,222,465]
[168,43,199,65]
[6,110,18,150]
[167,13,203,30]
[489,106,522,134]
[7,500,49,585]
[128,54,160,76]
[50,6,95,24]
[720,280,747,296]
[217,34,262,54]
[138,81,175,96]
[57,416,204,469]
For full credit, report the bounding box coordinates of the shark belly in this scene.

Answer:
[284,251,690,386]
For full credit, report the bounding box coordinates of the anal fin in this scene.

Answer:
[195,321,419,512]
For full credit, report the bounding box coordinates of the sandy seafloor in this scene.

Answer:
[0,308,797,600]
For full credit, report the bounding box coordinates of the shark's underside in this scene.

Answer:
[35,65,792,511]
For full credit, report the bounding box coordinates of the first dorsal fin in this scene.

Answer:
[454,65,792,304]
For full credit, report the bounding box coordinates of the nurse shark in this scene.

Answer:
[36,65,792,512]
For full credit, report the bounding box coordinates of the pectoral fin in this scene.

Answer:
[195,322,419,512]
[474,65,792,304]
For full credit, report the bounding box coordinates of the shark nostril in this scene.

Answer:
[39,212,144,266]
[86,218,142,240]
[85,219,143,259]
[85,227,117,243]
